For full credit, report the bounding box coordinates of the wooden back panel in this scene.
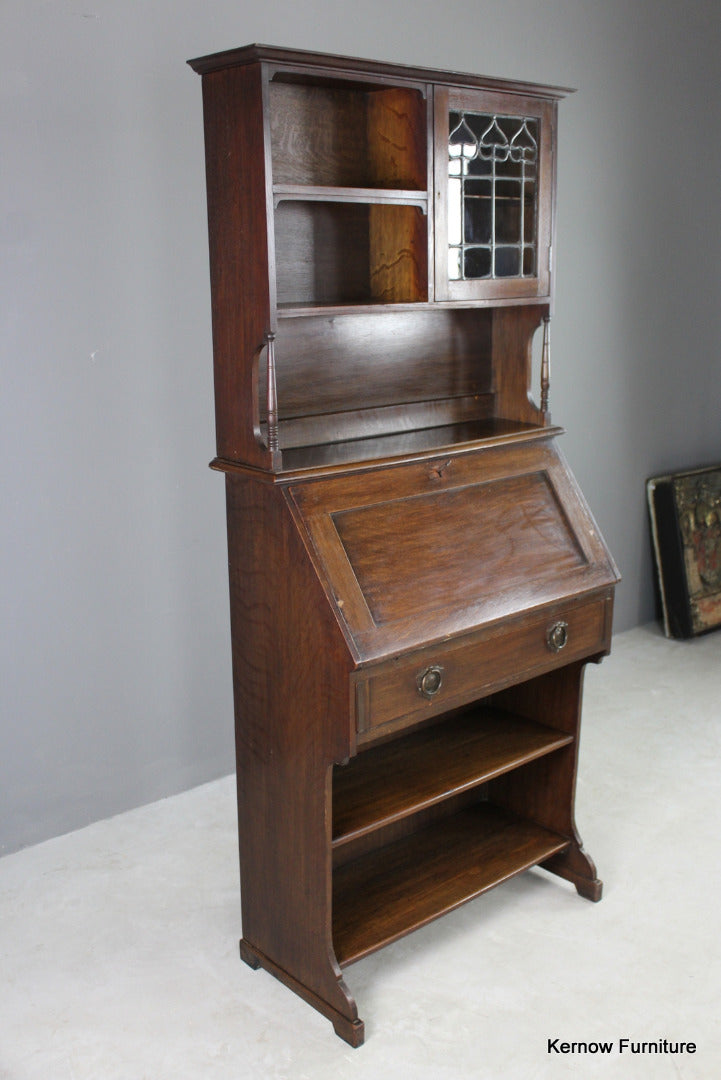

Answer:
[270,309,493,447]
[269,80,426,189]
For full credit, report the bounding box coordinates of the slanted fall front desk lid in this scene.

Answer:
[287,437,619,665]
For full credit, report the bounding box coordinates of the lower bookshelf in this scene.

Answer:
[331,705,575,966]
[333,802,569,965]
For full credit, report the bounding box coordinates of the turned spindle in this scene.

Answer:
[540,315,551,418]
[264,331,279,454]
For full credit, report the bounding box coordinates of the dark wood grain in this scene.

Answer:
[488,663,603,900]
[188,44,573,101]
[225,473,361,1037]
[191,44,615,1045]
[333,803,569,965]
[198,58,564,471]
[269,81,426,189]
[274,200,372,306]
[366,86,427,189]
[200,64,276,468]
[276,397,496,453]
[271,306,493,427]
[333,708,572,844]
[274,200,427,306]
[356,594,611,738]
[333,472,585,625]
[288,440,619,661]
[270,80,373,187]
[220,419,544,477]
[368,203,428,302]
[493,304,547,425]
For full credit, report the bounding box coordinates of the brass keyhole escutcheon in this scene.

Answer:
[417,665,444,699]
[546,620,569,653]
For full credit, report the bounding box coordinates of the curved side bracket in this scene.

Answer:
[239,938,365,1046]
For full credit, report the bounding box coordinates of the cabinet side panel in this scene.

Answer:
[492,305,546,425]
[487,661,602,895]
[201,64,272,466]
[225,475,356,1015]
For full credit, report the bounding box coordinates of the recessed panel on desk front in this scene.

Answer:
[332,471,585,626]
[287,439,619,662]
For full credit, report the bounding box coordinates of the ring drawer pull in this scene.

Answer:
[546,620,569,653]
[417,665,444,699]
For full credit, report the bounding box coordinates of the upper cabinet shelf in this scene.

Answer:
[268,76,428,191]
[274,200,428,307]
[189,45,568,471]
[273,184,428,208]
[269,74,431,310]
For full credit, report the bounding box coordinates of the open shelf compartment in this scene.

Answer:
[333,802,569,966]
[269,76,427,190]
[274,200,428,306]
[254,304,549,473]
[275,418,547,474]
[333,706,573,846]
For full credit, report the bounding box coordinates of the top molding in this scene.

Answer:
[187,43,574,99]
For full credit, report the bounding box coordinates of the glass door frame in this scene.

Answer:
[433,86,555,302]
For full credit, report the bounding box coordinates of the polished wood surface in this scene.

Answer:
[274,200,373,306]
[288,440,618,659]
[368,203,428,302]
[492,304,547,425]
[489,663,603,900]
[191,44,617,1046]
[355,594,610,738]
[196,48,563,473]
[188,43,572,100]
[200,63,276,468]
[274,201,427,306]
[333,803,569,965]
[269,80,427,189]
[272,308,492,422]
[271,418,542,474]
[225,474,362,1043]
[333,707,573,845]
[334,472,584,622]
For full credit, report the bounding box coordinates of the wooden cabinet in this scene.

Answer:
[189,44,619,1047]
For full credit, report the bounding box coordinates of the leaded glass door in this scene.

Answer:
[434,87,555,301]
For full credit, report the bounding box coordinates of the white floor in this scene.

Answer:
[1,623,720,1080]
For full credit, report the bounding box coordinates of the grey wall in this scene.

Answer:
[2,0,720,855]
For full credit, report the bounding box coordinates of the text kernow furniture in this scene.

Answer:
[188,44,620,1046]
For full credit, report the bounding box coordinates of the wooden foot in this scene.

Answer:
[574,876,603,902]
[237,938,364,1046]
[541,844,603,902]
[332,1015,366,1048]
[239,938,261,969]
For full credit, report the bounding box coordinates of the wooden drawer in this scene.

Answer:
[355,594,611,740]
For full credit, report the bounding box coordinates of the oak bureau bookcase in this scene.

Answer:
[188,44,619,1046]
